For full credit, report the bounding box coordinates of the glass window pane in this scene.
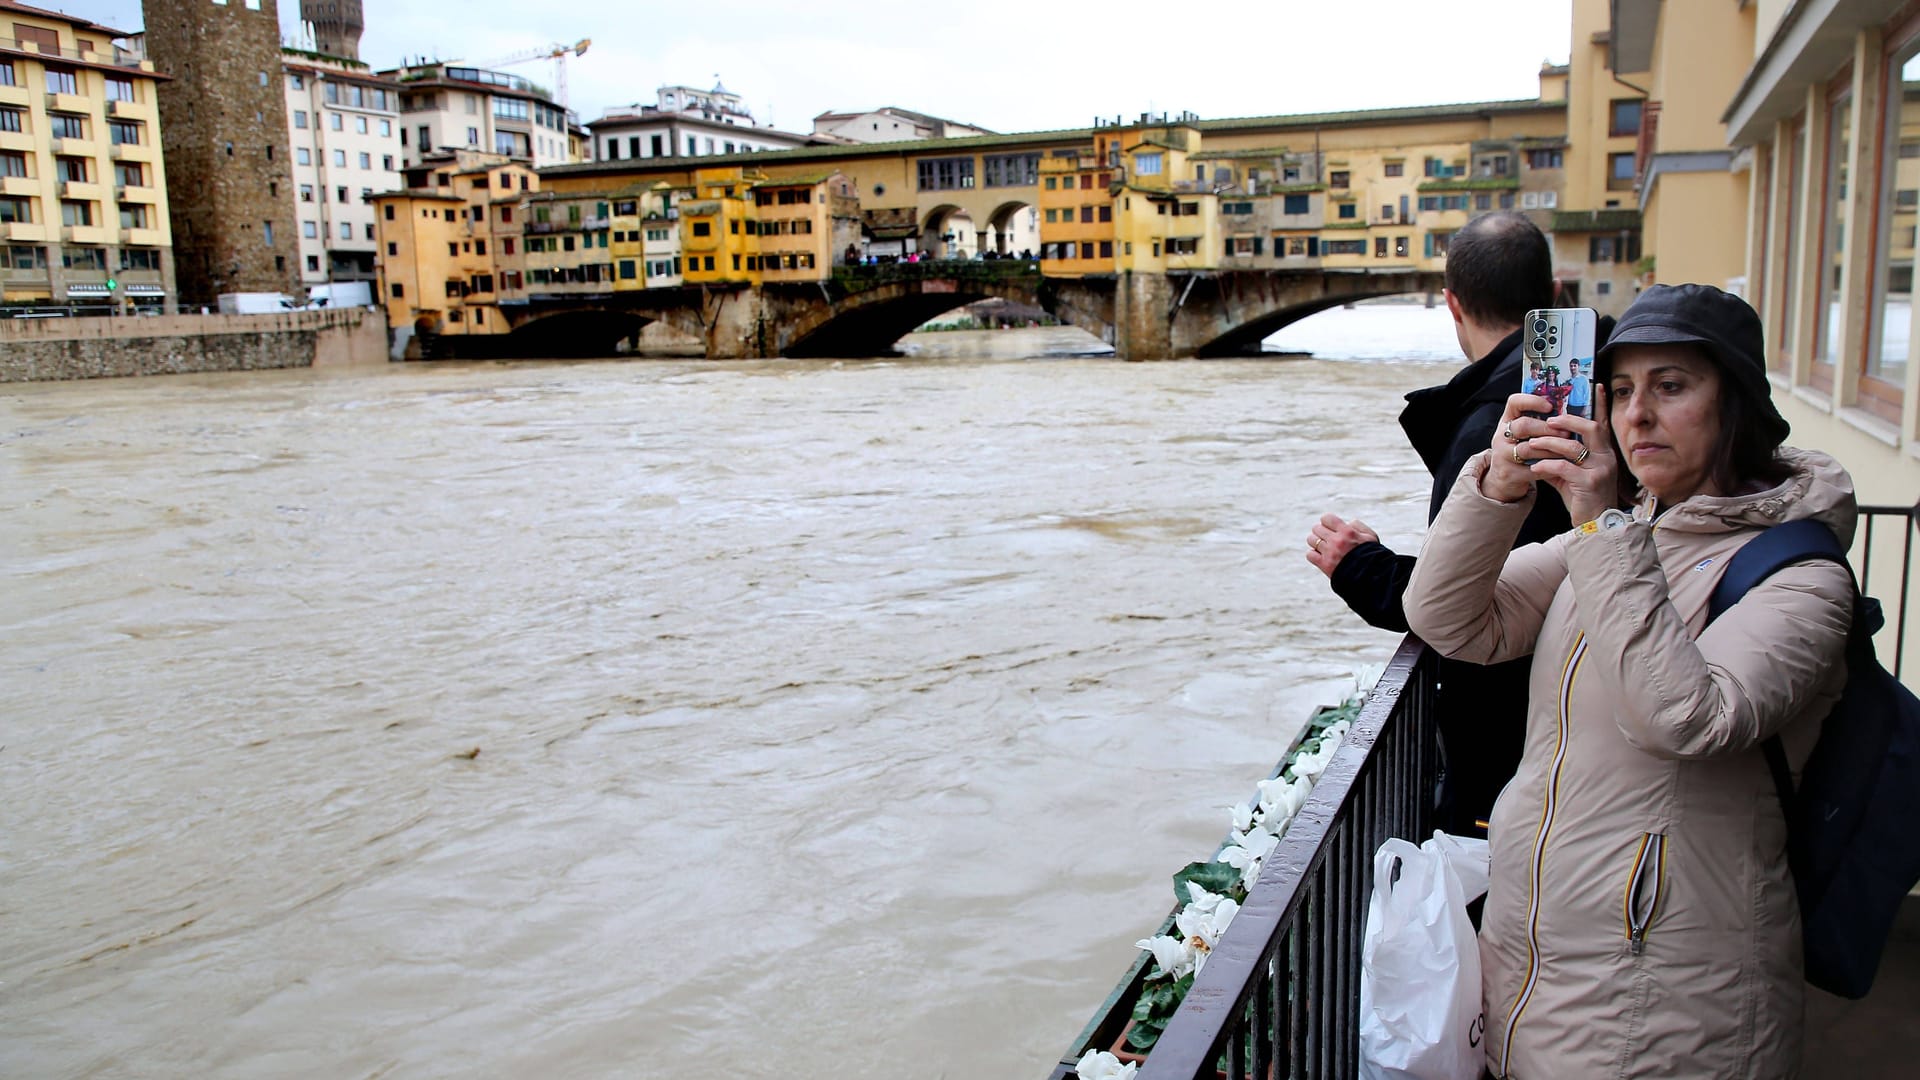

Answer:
[1873,51,1920,387]
[1816,93,1852,372]
[1781,121,1804,353]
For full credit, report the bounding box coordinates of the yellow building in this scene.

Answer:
[1629,1,1756,293]
[679,166,757,284]
[0,5,174,310]
[1109,123,1218,274]
[749,171,858,282]
[1037,142,1114,276]
[1550,0,1652,315]
[370,149,535,342]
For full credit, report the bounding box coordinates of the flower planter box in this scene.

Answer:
[1047,695,1366,1079]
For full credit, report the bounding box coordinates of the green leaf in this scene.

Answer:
[1173,860,1241,905]
[1126,1021,1163,1051]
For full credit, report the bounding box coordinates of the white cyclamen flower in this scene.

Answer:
[1217,827,1279,891]
[1227,800,1255,834]
[1135,933,1197,980]
[1076,1050,1140,1080]
[1175,892,1241,974]
[1254,773,1312,832]
[1288,720,1350,783]
[1184,880,1227,915]
[1354,663,1386,699]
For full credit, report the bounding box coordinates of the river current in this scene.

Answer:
[1,306,1463,1078]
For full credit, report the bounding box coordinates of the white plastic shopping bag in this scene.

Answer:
[1358,831,1491,1080]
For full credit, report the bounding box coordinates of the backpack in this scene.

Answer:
[1707,517,1920,1000]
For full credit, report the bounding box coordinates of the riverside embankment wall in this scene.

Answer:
[0,308,388,383]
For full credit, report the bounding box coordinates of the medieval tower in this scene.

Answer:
[299,1,363,61]
[141,0,301,303]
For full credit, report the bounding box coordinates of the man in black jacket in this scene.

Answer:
[1305,212,1573,836]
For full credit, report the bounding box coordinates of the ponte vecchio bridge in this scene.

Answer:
[454,95,1568,360]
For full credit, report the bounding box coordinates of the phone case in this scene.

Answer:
[1521,307,1598,425]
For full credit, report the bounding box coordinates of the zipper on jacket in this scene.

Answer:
[1624,832,1666,955]
[1497,632,1586,1078]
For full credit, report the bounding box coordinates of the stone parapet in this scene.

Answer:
[0,308,387,381]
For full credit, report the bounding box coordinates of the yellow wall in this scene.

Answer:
[1639,0,1754,292]
[1037,152,1113,276]
[1649,2,1757,151]
[1563,0,1645,214]
[1645,171,1750,289]
[752,173,847,282]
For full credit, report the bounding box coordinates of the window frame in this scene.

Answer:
[1861,13,1920,421]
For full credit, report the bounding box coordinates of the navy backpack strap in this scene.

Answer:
[1707,519,1853,625]
[1707,519,1855,806]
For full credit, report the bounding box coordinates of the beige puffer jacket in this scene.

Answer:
[1404,447,1856,1079]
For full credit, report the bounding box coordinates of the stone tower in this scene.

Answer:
[300,0,363,61]
[141,0,302,304]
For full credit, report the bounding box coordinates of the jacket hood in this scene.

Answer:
[1399,331,1525,471]
[1648,447,1858,547]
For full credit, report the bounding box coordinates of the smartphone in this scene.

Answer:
[1521,307,1598,432]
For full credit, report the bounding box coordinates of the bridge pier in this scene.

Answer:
[702,286,774,360]
[1112,272,1176,362]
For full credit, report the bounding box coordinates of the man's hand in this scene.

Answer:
[1307,513,1380,579]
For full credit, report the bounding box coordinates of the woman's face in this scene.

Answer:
[1607,344,1725,503]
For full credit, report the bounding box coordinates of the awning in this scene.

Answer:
[65,284,111,296]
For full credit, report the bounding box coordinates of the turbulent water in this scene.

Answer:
[0,306,1462,1079]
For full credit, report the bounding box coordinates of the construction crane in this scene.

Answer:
[474,38,591,111]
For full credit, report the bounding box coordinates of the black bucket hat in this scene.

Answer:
[1595,283,1790,449]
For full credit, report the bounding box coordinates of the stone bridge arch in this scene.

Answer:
[501,298,709,357]
[1158,270,1446,357]
[772,274,1048,357]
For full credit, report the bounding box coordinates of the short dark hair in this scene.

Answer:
[1444,212,1553,329]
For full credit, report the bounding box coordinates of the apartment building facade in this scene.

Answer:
[371,149,535,344]
[811,106,991,145]
[751,172,859,282]
[1034,110,1567,282]
[284,50,401,290]
[387,62,578,170]
[0,1,174,309]
[1547,0,1651,317]
[590,83,813,163]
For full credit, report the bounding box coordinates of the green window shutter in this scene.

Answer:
[1424,233,1433,257]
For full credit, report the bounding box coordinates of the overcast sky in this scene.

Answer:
[58,1,1573,133]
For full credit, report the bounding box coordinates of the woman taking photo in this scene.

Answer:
[1403,284,1857,1077]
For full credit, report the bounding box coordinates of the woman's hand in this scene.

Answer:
[1484,395,1621,523]
[1482,393,1554,503]
[1532,405,1620,525]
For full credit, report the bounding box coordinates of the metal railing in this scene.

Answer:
[1858,502,1920,680]
[1135,637,1439,1080]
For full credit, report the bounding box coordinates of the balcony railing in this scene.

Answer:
[1859,502,1920,678]
[1130,637,1437,1079]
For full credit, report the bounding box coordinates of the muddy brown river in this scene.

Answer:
[1,311,1460,1078]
